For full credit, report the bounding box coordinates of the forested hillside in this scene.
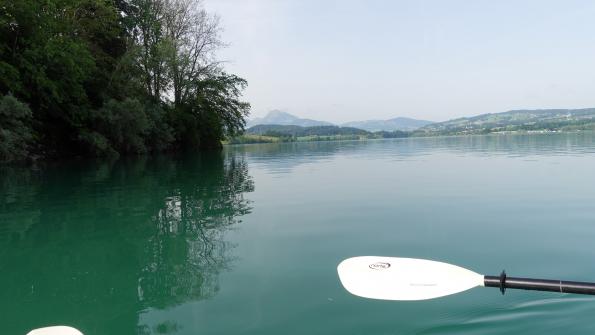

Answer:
[0,0,250,162]
[247,125,369,137]
[226,124,409,144]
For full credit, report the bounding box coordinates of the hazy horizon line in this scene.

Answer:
[250,104,595,125]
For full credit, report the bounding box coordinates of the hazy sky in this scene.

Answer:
[203,0,595,123]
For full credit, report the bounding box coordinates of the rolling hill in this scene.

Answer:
[341,117,433,131]
[417,108,595,135]
[246,124,369,137]
[247,110,432,131]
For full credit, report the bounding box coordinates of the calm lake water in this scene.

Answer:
[2,133,595,334]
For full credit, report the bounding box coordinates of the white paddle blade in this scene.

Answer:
[27,326,83,335]
[337,256,484,301]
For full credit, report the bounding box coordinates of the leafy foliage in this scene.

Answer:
[0,95,34,161]
[0,0,249,162]
[175,73,250,149]
[87,98,150,155]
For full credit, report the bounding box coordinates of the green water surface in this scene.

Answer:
[2,133,595,334]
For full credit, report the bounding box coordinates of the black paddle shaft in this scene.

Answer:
[484,271,595,295]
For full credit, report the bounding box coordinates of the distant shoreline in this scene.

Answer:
[225,129,594,146]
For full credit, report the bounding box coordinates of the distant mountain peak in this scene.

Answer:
[247,110,433,131]
[247,110,333,128]
[267,109,287,117]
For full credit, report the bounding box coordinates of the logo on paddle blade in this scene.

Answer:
[369,262,391,270]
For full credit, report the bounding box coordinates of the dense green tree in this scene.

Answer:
[145,103,176,151]
[0,0,250,162]
[174,73,250,149]
[81,98,149,156]
[0,95,34,162]
[1,0,119,154]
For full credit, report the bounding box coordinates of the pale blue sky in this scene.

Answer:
[204,0,595,123]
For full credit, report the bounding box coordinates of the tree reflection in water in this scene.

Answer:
[0,152,254,335]
[139,154,254,309]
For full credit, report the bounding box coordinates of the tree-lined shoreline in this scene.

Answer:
[1,0,249,163]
